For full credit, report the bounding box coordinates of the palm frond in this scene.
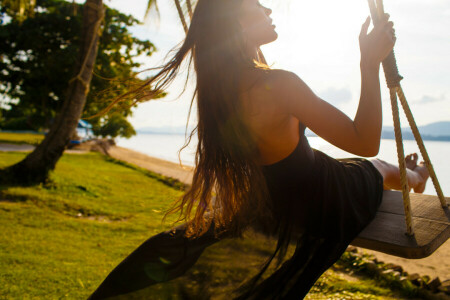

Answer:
[144,0,160,22]
[143,0,199,33]
[174,0,188,34]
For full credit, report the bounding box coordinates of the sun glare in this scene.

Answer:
[263,0,369,70]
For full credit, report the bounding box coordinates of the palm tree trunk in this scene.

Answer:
[3,0,104,184]
[186,0,193,19]
[174,0,188,33]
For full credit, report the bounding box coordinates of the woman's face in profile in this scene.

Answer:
[239,0,278,46]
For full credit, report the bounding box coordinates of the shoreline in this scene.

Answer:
[108,144,450,281]
[108,145,194,185]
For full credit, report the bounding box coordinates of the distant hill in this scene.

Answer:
[306,122,450,141]
[138,121,450,141]
[382,121,450,141]
[383,121,450,137]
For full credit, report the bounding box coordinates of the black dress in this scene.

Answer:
[88,123,384,300]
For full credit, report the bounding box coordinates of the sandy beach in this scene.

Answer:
[108,146,194,185]
[108,145,450,281]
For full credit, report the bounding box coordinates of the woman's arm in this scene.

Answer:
[270,15,395,157]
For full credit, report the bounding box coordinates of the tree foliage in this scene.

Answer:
[0,0,157,138]
[0,0,36,23]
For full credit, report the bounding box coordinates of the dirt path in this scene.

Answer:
[0,143,88,154]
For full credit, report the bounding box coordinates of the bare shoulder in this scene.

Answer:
[254,69,303,96]
[264,69,320,108]
[241,69,296,102]
[264,69,299,84]
[240,68,308,109]
[240,69,293,121]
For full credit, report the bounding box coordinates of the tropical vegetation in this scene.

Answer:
[0,0,156,137]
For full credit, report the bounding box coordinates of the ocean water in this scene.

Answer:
[117,133,450,196]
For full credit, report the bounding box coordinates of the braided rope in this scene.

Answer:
[368,0,448,237]
[368,0,403,89]
[368,0,414,235]
[389,88,414,235]
[368,0,379,24]
[382,51,403,89]
[376,0,385,18]
[396,87,448,207]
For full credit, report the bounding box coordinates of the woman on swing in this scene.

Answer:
[89,0,429,299]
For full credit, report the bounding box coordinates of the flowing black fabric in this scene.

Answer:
[88,123,384,300]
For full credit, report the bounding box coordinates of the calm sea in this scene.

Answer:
[117,133,450,196]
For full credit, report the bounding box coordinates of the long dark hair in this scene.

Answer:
[106,0,274,238]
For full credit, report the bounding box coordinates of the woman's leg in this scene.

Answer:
[369,153,430,193]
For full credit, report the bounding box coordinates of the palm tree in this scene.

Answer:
[2,0,105,184]
[2,0,191,184]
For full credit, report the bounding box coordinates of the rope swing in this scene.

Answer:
[351,0,449,258]
[369,0,447,234]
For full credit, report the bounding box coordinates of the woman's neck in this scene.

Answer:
[245,44,267,65]
[246,45,260,61]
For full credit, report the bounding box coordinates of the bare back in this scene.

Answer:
[239,69,300,165]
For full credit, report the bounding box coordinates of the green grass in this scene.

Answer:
[0,132,45,145]
[307,270,398,300]
[0,151,413,299]
[0,152,183,299]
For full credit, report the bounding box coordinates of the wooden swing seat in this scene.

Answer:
[352,190,450,259]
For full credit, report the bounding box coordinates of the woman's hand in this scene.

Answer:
[359,14,396,68]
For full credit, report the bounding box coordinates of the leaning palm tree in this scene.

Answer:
[2,0,105,184]
[2,0,189,184]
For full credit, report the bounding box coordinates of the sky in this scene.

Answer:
[100,0,450,130]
